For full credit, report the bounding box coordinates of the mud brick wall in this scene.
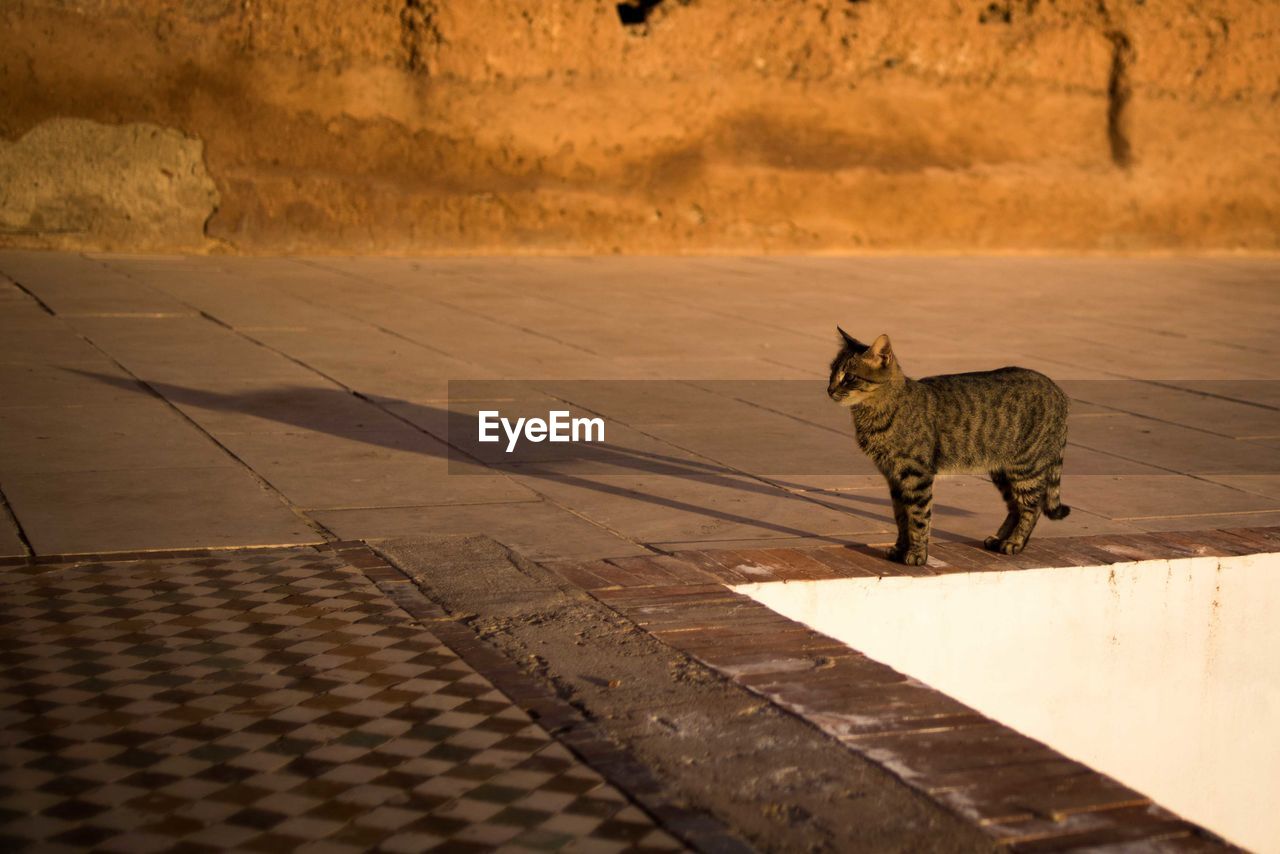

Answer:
[2,0,1277,253]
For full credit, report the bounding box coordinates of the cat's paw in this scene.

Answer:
[984,536,1024,555]
[885,546,927,566]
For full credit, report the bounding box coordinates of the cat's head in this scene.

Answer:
[828,327,897,407]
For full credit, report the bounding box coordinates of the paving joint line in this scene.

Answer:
[325,539,754,854]
[0,482,35,560]
[1117,508,1280,522]
[1069,392,1280,441]
[679,378,853,439]
[296,498,543,513]
[1064,438,1280,501]
[3,270,58,316]
[1137,378,1280,409]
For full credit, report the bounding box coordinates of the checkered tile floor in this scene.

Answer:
[0,550,684,852]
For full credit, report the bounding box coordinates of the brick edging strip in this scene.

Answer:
[546,527,1278,852]
[322,540,754,854]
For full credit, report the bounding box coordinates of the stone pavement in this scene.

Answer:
[1,251,1277,852]
[0,252,1277,563]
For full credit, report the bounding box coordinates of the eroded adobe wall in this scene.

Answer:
[2,0,1277,253]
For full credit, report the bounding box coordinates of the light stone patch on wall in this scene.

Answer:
[0,118,219,252]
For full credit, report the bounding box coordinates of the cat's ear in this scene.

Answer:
[865,333,894,368]
[837,326,865,351]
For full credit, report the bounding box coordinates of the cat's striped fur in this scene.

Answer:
[828,328,1070,565]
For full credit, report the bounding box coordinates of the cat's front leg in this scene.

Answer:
[886,475,933,565]
[887,493,910,559]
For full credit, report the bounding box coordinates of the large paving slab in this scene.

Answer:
[0,251,194,317]
[1064,381,1280,440]
[310,502,650,562]
[1060,474,1280,522]
[242,327,485,403]
[1171,380,1280,411]
[1066,414,1280,475]
[0,402,238,475]
[216,430,536,510]
[2,468,320,555]
[0,362,146,409]
[62,316,317,385]
[513,473,891,545]
[1203,474,1280,501]
[162,380,412,437]
[0,326,107,366]
[99,264,369,333]
[806,476,1145,543]
[1053,444,1171,476]
[1126,510,1280,532]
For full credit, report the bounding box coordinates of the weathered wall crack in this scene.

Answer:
[1105,28,1135,168]
[400,0,444,74]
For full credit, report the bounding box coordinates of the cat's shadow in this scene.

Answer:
[70,370,976,546]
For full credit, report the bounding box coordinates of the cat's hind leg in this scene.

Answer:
[984,471,1021,552]
[1044,456,1071,520]
[989,471,1046,554]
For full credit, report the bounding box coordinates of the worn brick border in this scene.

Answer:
[546,527,1279,852]
[320,540,753,854]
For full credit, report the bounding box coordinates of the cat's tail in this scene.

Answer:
[1044,458,1071,520]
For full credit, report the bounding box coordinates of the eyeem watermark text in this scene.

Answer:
[478,410,606,453]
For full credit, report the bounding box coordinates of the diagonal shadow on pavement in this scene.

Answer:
[65,370,978,546]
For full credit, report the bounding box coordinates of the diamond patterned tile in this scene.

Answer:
[0,549,685,852]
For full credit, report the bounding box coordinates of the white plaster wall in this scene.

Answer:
[736,554,1280,853]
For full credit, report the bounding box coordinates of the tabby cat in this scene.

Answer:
[828,328,1070,565]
